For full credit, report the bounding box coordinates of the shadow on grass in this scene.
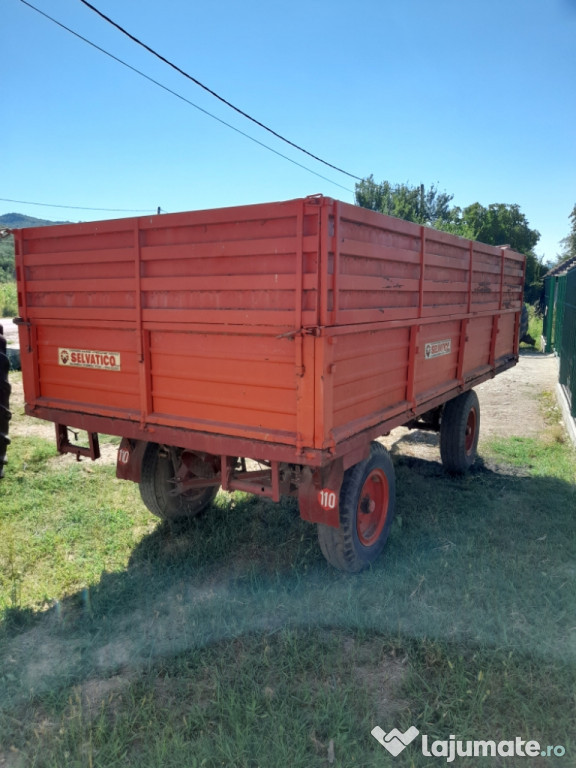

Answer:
[1,455,575,712]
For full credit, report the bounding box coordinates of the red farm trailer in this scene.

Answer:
[14,196,525,571]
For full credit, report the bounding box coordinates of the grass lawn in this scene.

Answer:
[0,371,575,767]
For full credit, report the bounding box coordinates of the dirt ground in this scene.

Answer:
[475,350,560,438]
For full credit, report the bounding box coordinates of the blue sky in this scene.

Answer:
[2,0,575,261]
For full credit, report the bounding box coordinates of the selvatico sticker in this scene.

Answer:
[58,348,121,371]
[424,339,452,360]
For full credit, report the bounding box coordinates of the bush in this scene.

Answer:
[0,282,18,317]
[0,235,15,282]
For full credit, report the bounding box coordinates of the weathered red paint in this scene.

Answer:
[115,437,147,482]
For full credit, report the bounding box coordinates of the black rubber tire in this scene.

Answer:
[139,443,218,521]
[0,325,11,480]
[317,442,396,573]
[440,389,480,474]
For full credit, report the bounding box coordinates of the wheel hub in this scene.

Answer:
[356,468,389,547]
[465,408,478,454]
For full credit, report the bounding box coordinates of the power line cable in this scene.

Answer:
[18,0,355,194]
[0,197,156,213]
[78,0,362,182]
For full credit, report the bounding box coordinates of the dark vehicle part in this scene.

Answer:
[0,325,11,478]
[520,304,536,346]
[139,443,219,521]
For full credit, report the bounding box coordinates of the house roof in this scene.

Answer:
[545,255,576,278]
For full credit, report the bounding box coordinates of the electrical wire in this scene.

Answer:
[18,0,355,194]
[78,0,362,182]
[0,197,155,213]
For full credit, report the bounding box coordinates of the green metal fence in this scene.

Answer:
[543,277,554,351]
[559,270,576,417]
[544,268,576,417]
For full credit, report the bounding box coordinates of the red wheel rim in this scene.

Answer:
[356,468,389,547]
[465,407,478,454]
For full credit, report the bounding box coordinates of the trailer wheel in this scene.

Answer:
[317,442,395,573]
[440,389,480,474]
[139,443,218,521]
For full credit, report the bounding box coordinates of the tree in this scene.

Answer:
[0,236,15,282]
[459,202,540,254]
[355,176,454,227]
[559,203,576,259]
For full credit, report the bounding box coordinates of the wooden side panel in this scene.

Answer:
[327,326,410,445]
[413,319,462,402]
[462,315,494,376]
[147,329,300,443]
[139,204,321,326]
[325,201,524,325]
[495,311,517,361]
[329,209,421,325]
[33,322,140,415]
[17,199,321,327]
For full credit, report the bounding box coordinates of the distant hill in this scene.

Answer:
[0,213,71,229]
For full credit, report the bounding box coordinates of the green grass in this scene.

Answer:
[1,372,575,767]
[0,435,153,616]
[0,280,17,317]
[487,434,574,478]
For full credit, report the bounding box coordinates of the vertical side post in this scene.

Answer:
[418,226,426,317]
[332,200,340,326]
[406,324,420,407]
[14,231,29,330]
[456,318,468,385]
[319,200,331,327]
[499,248,506,311]
[14,232,40,404]
[295,201,304,332]
[489,315,500,368]
[134,220,151,424]
[467,241,474,314]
